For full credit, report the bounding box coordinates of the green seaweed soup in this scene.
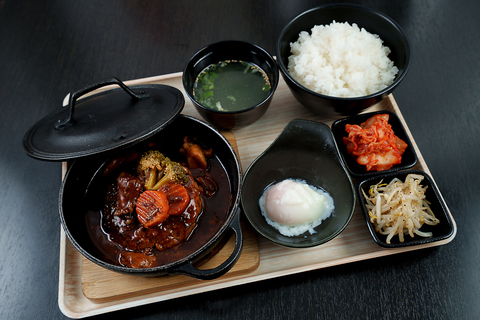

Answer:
[193,60,271,112]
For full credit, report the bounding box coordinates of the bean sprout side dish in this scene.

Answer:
[361,173,440,244]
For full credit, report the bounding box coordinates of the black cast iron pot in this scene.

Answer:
[24,78,244,280]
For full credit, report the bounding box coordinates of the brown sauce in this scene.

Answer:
[85,144,232,268]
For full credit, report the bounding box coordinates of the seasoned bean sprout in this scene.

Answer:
[361,173,439,244]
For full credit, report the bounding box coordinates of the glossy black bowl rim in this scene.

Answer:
[275,3,411,101]
[182,40,279,115]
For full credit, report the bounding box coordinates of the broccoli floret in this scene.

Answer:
[137,150,165,190]
[137,150,165,172]
[152,158,189,190]
[137,150,188,190]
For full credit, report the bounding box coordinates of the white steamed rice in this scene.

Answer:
[288,21,399,98]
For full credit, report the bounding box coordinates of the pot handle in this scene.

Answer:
[170,209,244,280]
[55,77,149,130]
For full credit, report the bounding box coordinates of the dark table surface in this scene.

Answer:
[1,0,479,319]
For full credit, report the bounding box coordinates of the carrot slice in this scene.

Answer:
[136,190,170,227]
[159,183,191,216]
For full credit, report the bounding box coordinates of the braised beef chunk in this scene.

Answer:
[116,172,143,216]
[89,138,232,269]
[99,172,205,268]
[119,251,157,268]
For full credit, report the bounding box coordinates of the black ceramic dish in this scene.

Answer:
[276,4,410,117]
[241,119,355,248]
[183,40,279,130]
[358,170,455,248]
[331,110,417,179]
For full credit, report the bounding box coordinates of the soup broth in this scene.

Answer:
[193,60,271,112]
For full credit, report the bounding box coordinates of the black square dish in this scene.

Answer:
[358,170,455,248]
[331,110,417,179]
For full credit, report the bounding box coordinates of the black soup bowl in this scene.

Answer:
[276,4,411,117]
[60,115,243,280]
[183,40,279,130]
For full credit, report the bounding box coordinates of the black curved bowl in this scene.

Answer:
[183,40,279,130]
[276,4,411,117]
[358,170,455,248]
[331,110,417,178]
[60,115,243,280]
[241,119,355,248]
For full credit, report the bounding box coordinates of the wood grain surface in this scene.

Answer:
[58,72,455,318]
[81,220,260,303]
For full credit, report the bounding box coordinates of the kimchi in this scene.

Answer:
[343,114,408,172]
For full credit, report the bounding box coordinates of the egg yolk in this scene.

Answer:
[264,180,328,226]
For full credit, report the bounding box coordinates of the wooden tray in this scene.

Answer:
[58,72,457,318]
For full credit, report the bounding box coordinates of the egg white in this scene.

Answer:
[259,179,334,237]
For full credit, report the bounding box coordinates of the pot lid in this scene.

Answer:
[23,78,185,161]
